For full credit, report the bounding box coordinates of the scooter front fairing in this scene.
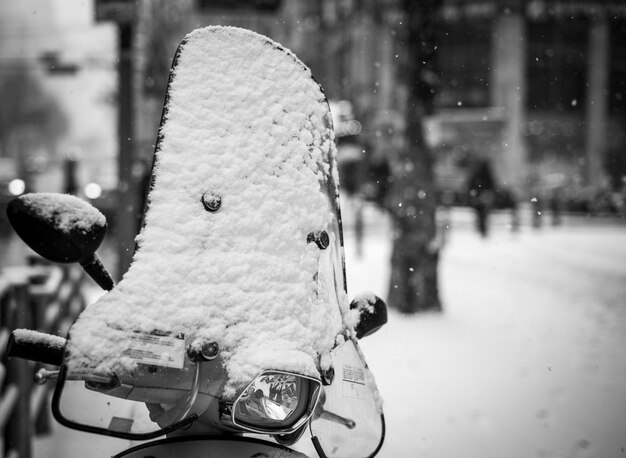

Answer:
[52,340,324,440]
[43,26,386,456]
[310,338,384,458]
[52,325,227,438]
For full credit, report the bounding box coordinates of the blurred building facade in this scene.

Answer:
[0,1,116,235]
[431,0,626,211]
[302,0,626,207]
[98,0,626,215]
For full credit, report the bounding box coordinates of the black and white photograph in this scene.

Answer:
[1,1,625,457]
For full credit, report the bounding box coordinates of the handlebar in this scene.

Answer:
[7,329,66,366]
[7,329,123,387]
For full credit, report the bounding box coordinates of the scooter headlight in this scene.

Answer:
[227,371,321,434]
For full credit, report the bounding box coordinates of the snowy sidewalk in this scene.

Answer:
[350,221,626,458]
[33,218,626,457]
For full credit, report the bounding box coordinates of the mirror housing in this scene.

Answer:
[6,193,114,290]
[349,293,387,339]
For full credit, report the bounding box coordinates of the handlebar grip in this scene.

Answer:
[6,329,66,366]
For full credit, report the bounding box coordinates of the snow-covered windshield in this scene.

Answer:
[54,26,356,439]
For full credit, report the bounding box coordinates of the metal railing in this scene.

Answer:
[0,259,86,458]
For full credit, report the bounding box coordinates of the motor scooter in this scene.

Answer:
[5,26,388,457]
[6,193,386,458]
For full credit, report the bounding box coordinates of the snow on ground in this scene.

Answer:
[34,206,626,457]
[348,206,626,458]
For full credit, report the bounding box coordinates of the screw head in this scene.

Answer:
[201,191,222,212]
[200,341,220,360]
[187,340,220,362]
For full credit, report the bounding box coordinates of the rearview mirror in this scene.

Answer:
[7,193,114,290]
[349,293,387,339]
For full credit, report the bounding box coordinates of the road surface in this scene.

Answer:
[28,206,626,457]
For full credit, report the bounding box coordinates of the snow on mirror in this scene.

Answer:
[6,193,114,290]
[7,193,106,263]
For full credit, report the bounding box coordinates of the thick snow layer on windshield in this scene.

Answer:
[20,193,105,234]
[67,26,347,397]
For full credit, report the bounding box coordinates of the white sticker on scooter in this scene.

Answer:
[113,329,185,369]
[341,364,366,400]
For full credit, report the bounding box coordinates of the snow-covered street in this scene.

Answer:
[348,208,626,458]
[34,207,626,458]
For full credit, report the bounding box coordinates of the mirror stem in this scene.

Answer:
[80,254,115,291]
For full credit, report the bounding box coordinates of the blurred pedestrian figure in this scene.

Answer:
[437,189,455,245]
[337,135,366,258]
[531,196,542,228]
[467,158,496,237]
[63,147,82,195]
[509,195,521,233]
[353,197,364,257]
[62,157,78,195]
[332,99,368,257]
[366,158,392,208]
[549,188,563,226]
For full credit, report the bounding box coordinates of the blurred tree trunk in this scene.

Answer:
[387,0,442,313]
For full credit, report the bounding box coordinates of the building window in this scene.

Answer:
[436,19,491,109]
[196,0,281,12]
[527,18,588,112]
[610,18,626,116]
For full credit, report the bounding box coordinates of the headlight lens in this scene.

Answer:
[229,371,321,434]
